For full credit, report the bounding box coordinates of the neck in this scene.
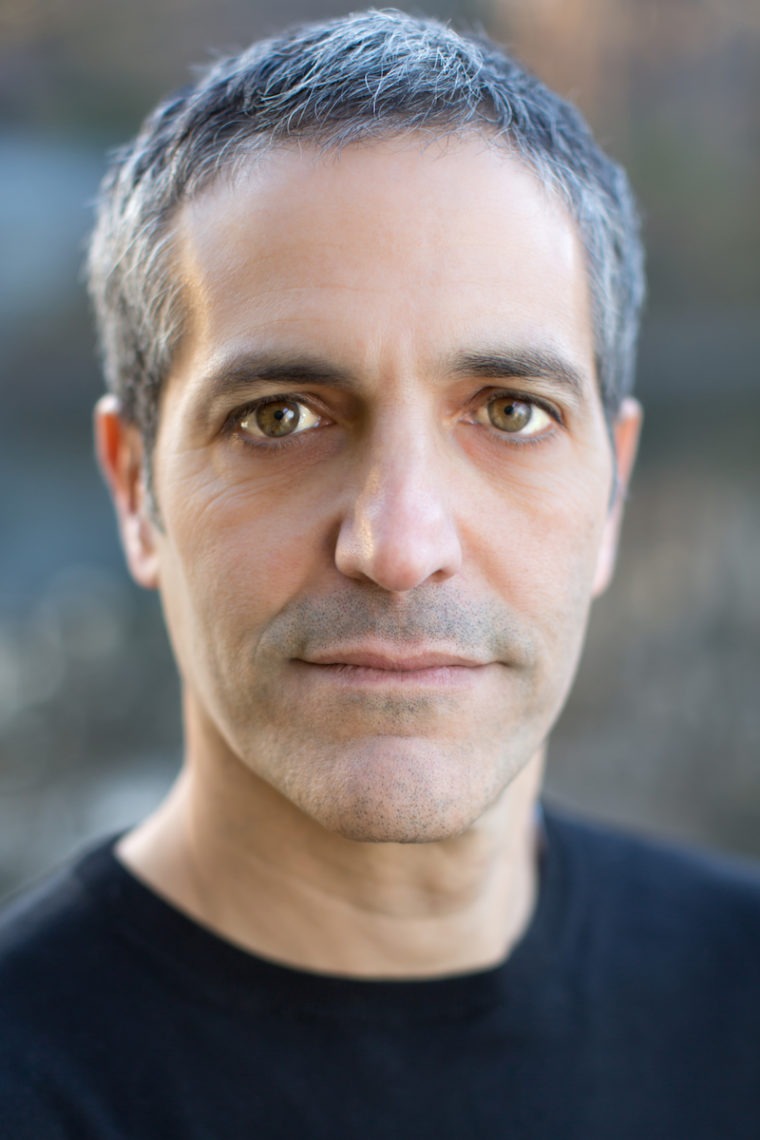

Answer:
[118,741,544,980]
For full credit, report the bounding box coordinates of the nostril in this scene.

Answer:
[334,484,462,592]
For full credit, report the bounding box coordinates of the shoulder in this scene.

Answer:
[0,839,124,1058]
[546,803,760,914]
[545,804,760,1012]
[0,842,124,1133]
[0,839,116,977]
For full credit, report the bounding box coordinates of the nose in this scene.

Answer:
[334,423,463,593]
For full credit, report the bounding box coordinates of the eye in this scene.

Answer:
[238,398,324,440]
[474,395,553,438]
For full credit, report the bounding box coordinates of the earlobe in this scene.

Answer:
[592,397,643,598]
[94,395,160,590]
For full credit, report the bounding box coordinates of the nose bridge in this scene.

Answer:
[334,401,463,592]
[365,415,434,525]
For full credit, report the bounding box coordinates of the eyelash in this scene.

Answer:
[468,389,563,444]
[223,389,563,450]
[223,395,330,450]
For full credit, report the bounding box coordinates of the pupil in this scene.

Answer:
[258,401,299,436]
[489,398,530,432]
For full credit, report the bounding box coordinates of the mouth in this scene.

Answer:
[293,647,492,687]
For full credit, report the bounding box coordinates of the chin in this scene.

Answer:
[323,805,477,846]
[285,736,518,845]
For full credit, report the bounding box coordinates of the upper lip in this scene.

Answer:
[300,648,488,671]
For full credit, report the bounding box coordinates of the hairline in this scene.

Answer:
[88,11,644,505]
[137,124,607,457]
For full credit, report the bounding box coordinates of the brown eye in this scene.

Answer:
[475,396,552,437]
[239,399,322,439]
[488,398,532,432]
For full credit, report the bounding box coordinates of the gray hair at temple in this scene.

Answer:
[87,8,645,457]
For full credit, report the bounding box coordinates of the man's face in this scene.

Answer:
[112,136,638,843]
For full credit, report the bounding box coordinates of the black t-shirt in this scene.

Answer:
[1,807,760,1139]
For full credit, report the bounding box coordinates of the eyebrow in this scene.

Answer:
[197,352,355,405]
[194,344,589,411]
[449,349,588,399]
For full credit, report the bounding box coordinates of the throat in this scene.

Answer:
[115,756,543,979]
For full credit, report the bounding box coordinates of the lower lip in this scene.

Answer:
[294,662,486,689]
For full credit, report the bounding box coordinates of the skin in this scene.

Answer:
[96,135,640,977]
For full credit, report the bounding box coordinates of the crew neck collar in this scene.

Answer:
[74,807,583,1031]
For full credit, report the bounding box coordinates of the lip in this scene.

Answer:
[300,647,488,671]
[292,647,492,688]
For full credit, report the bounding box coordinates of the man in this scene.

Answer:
[1,11,759,1138]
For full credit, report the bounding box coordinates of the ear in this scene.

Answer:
[592,396,643,598]
[94,395,160,590]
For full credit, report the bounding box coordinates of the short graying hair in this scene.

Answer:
[87,8,645,456]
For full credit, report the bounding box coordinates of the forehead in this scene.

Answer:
[171,135,596,393]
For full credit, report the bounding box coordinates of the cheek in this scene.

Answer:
[471,448,610,584]
[466,457,610,681]
[158,460,335,638]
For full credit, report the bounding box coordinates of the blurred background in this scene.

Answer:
[1,0,758,898]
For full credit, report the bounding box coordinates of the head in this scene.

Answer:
[89,9,644,468]
[92,11,644,844]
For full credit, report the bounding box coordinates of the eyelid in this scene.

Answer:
[470,387,562,422]
[482,387,562,419]
[224,393,331,438]
[221,385,563,446]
